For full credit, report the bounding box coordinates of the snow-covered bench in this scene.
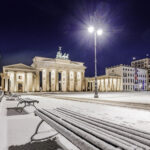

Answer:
[5,93,20,101]
[17,98,39,112]
[31,108,150,150]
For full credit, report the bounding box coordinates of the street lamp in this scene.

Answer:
[88,26,103,98]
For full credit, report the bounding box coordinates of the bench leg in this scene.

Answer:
[17,102,21,108]
[16,102,26,113]
[32,103,37,109]
[31,120,58,142]
[22,103,29,110]
[25,102,38,109]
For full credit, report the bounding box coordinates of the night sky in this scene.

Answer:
[0,0,150,76]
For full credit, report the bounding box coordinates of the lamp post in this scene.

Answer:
[88,26,103,98]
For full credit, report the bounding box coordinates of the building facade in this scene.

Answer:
[1,47,149,93]
[31,56,86,92]
[106,64,147,91]
[85,75,122,92]
[1,48,86,92]
[1,64,38,92]
[131,58,150,90]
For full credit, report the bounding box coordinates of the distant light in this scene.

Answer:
[97,29,103,36]
[133,57,136,60]
[88,26,94,33]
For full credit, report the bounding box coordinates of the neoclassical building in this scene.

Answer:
[32,57,86,92]
[0,47,126,93]
[1,47,86,92]
[1,63,38,92]
[85,75,122,92]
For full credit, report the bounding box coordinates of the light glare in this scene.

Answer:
[97,29,103,36]
[88,26,94,33]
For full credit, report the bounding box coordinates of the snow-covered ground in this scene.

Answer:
[53,91,150,104]
[0,98,79,150]
[0,92,150,150]
[22,94,150,132]
[0,99,8,150]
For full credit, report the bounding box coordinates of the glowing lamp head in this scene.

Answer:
[97,29,103,36]
[88,26,94,33]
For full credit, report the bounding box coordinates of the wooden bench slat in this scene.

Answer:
[35,110,100,150]
[56,108,150,147]
[33,108,150,150]
[51,109,147,150]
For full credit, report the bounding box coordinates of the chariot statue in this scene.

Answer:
[56,46,69,60]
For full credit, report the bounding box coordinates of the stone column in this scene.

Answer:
[72,71,75,91]
[49,71,51,91]
[112,78,114,91]
[14,72,17,92]
[111,78,113,91]
[79,72,82,91]
[29,73,33,92]
[31,73,33,92]
[92,81,94,91]
[81,72,86,91]
[34,73,37,92]
[55,71,58,91]
[85,79,86,91]
[74,72,76,91]
[61,71,66,92]
[99,79,102,92]
[85,79,88,91]
[104,78,106,92]
[81,72,83,91]
[67,71,70,91]
[42,70,46,92]
[76,72,80,91]
[119,78,122,91]
[118,78,120,91]
[5,77,8,92]
[46,70,49,91]
[36,71,40,92]
[32,73,35,92]
[64,71,67,92]
[116,77,118,91]
[24,72,27,92]
[97,78,99,92]
[51,70,55,92]
[117,78,119,91]
[108,77,110,91]
[90,81,92,91]
[66,71,68,91]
